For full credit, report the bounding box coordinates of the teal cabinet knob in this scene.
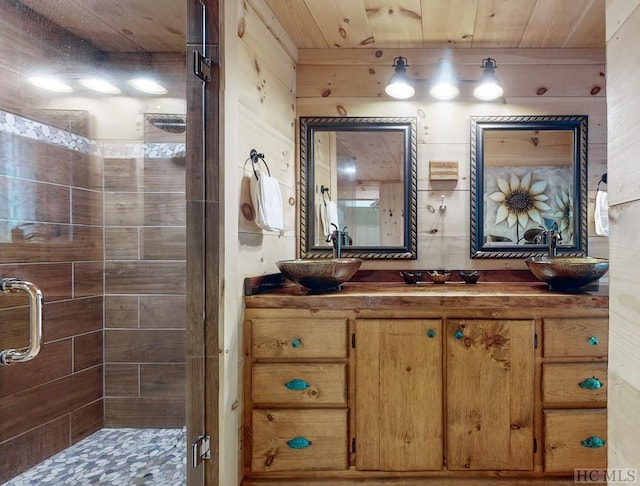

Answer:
[589,336,599,346]
[579,377,603,390]
[287,436,312,449]
[454,330,464,340]
[581,436,605,448]
[284,379,309,391]
[427,329,436,338]
[291,338,302,348]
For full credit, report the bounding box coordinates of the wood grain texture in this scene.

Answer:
[105,329,185,363]
[542,318,608,358]
[252,363,347,406]
[543,409,607,472]
[446,319,535,470]
[252,319,348,359]
[104,397,185,427]
[251,409,348,472]
[542,363,607,405]
[70,399,104,443]
[355,319,443,471]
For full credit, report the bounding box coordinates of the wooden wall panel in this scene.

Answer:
[105,364,139,396]
[605,0,640,472]
[74,331,104,372]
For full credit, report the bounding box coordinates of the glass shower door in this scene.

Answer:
[0,1,191,483]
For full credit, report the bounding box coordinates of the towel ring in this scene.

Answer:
[597,173,607,191]
[320,185,331,204]
[249,149,271,180]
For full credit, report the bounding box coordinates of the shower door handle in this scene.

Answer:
[0,278,44,366]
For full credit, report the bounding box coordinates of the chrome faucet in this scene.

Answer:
[546,222,562,257]
[326,224,351,259]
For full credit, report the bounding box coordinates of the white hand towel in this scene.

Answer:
[320,200,339,236]
[594,190,609,236]
[250,169,284,232]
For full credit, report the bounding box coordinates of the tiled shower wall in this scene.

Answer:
[0,111,187,482]
[103,117,186,427]
[0,113,104,483]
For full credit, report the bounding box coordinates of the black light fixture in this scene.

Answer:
[385,56,504,101]
[473,58,504,100]
[384,57,415,99]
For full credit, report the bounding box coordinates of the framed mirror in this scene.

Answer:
[470,115,588,259]
[300,117,417,259]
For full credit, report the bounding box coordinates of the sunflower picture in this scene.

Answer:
[484,167,573,245]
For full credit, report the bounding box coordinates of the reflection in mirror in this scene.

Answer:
[471,115,588,259]
[300,117,417,259]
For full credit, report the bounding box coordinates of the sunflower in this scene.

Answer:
[489,172,551,228]
[553,189,574,241]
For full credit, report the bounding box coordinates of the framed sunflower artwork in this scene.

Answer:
[470,115,588,259]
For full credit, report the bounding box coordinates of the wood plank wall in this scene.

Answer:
[605,0,640,471]
[296,47,609,270]
[221,0,297,484]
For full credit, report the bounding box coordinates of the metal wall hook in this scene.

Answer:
[597,173,607,191]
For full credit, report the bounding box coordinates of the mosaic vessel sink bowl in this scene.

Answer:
[525,256,609,291]
[276,258,362,291]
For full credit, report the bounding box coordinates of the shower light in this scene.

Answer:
[127,77,168,95]
[79,77,121,94]
[27,76,73,93]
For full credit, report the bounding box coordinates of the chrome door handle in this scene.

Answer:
[1,278,44,366]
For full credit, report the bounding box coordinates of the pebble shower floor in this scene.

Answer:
[2,428,186,485]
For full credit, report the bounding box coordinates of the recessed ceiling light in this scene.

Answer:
[79,77,121,94]
[27,76,73,93]
[127,78,168,95]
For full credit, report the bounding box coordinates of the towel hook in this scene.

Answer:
[597,173,607,191]
[320,185,331,204]
[249,149,271,181]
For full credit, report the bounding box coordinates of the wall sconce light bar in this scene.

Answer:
[385,56,504,101]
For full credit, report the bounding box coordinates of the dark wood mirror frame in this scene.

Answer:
[300,116,417,259]
[470,115,588,259]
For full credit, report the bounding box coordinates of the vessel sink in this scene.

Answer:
[276,258,362,291]
[525,256,609,291]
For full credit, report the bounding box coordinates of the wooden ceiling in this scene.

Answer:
[266,0,605,50]
[21,0,604,53]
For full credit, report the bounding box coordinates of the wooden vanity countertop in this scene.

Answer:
[244,281,608,312]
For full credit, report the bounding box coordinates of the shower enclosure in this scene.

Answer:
[0,0,207,482]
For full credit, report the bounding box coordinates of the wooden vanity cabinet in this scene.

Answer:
[243,286,608,485]
[354,319,443,471]
[445,319,535,471]
[541,318,609,473]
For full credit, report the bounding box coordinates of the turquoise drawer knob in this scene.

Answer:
[581,436,605,449]
[454,330,464,340]
[579,377,603,390]
[284,379,309,391]
[589,336,599,346]
[427,329,436,338]
[287,436,312,449]
[291,338,302,348]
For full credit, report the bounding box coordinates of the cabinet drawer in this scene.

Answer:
[251,319,347,359]
[544,409,607,472]
[252,363,347,406]
[543,318,608,358]
[542,363,607,405]
[251,409,348,472]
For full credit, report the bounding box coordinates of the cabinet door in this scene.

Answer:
[446,319,535,470]
[355,319,443,471]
